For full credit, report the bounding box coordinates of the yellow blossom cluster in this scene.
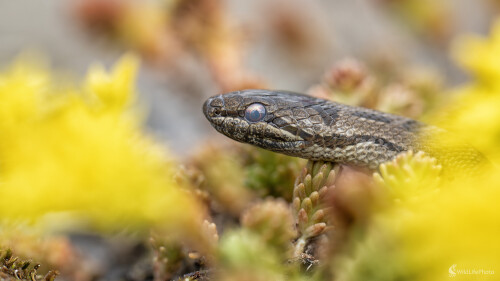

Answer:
[0,54,202,234]
[440,19,500,162]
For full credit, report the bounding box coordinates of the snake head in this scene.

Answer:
[203,89,323,154]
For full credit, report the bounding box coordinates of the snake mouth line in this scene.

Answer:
[247,137,306,151]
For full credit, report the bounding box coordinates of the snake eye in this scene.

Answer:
[245,103,266,122]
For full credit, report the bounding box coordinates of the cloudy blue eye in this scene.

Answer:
[245,103,266,122]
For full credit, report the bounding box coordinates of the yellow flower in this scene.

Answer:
[452,19,500,87]
[373,151,441,203]
[434,19,500,163]
[85,55,138,109]
[0,54,203,235]
[337,153,499,280]
[336,173,500,280]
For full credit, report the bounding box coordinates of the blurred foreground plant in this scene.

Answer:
[445,19,500,162]
[216,230,288,281]
[334,153,498,281]
[188,141,254,215]
[188,141,304,215]
[241,199,296,256]
[0,54,204,241]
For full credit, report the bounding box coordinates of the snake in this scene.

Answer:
[203,89,486,171]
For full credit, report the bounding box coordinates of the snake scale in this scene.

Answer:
[203,89,486,171]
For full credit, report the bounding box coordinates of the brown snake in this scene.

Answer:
[203,89,486,171]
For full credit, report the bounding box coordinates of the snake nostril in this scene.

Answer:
[203,96,226,120]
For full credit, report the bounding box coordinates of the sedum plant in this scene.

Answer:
[241,198,297,255]
[292,161,338,259]
[0,249,58,281]
[373,150,442,203]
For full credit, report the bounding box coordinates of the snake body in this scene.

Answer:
[203,89,485,171]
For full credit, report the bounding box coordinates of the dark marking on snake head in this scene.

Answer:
[281,124,299,136]
[298,129,314,140]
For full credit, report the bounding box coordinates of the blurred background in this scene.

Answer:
[1,0,497,157]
